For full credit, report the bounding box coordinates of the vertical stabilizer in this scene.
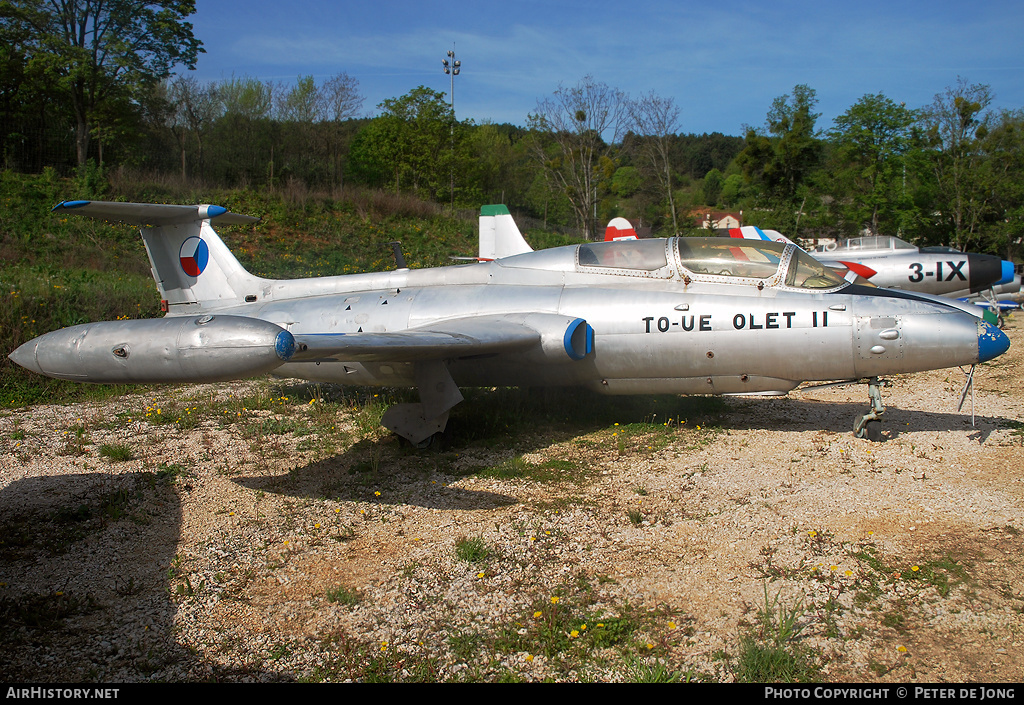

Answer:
[605,217,638,241]
[52,200,268,314]
[478,204,533,261]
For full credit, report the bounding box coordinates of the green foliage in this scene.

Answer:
[734,584,818,683]
[824,93,922,238]
[6,0,202,166]
[350,86,461,201]
[736,85,823,237]
[98,443,134,462]
[325,585,362,605]
[455,536,491,564]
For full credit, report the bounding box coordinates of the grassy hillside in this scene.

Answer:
[1,170,584,406]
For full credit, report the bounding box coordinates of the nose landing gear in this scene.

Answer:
[854,377,888,442]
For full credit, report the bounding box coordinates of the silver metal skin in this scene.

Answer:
[9,201,1011,444]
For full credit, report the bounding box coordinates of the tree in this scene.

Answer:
[975,109,1024,259]
[702,168,723,206]
[922,77,993,250]
[735,84,823,236]
[7,0,203,167]
[529,76,626,239]
[826,92,919,236]
[320,72,363,188]
[322,72,363,122]
[277,75,322,123]
[164,74,219,180]
[626,91,682,232]
[349,86,456,198]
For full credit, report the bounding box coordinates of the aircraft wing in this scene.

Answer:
[290,315,546,363]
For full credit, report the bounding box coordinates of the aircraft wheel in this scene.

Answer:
[411,429,450,451]
[864,420,883,443]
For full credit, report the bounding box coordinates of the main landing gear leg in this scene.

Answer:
[854,377,887,442]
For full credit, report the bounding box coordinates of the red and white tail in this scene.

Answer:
[605,217,638,241]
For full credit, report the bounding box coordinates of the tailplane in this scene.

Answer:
[478,204,533,261]
[52,200,267,314]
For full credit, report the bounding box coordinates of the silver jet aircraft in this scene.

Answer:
[9,201,1011,443]
[810,234,1015,298]
[722,227,1017,298]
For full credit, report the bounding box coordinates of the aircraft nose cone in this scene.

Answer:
[8,341,42,375]
[998,260,1015,286]
[978,321,1010,363]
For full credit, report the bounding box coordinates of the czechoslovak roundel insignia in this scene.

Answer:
[179,237,209,277]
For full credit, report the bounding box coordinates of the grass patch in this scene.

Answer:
[901,555,971,597]
[455,536,491,564]
[326,585,362,606]
[734,584,818,683]
[98,443,133,462]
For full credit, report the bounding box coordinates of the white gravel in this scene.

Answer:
[1,321,1022,682]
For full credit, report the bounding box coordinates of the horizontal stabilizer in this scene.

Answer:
[52,200,265,312]
[52,200,259,226]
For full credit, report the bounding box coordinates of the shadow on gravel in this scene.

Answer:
[231,385,1008,508]
[0,472,292,682]
[723,394,1004,442]
[233,453,521,511]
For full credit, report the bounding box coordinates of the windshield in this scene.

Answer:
[784,249,849,289]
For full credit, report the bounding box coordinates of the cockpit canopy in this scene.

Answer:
[813,235,917,254]
[576,238,848,290]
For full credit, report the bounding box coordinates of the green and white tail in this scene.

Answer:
[478,204,533,261]
[52,200,267,314]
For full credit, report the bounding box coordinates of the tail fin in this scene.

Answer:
[52,200,267,314]
[604,217,638,241]
[726,225,796,246]
[478,204,533,261]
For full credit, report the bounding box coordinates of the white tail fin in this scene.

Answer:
[478,204,533,261]
[52,200,267,314]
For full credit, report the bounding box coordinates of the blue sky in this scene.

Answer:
[188,0,1024,136]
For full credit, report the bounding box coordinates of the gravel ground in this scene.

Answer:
[1,318,1022,683]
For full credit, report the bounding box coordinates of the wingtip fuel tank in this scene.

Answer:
[10,315,294,384]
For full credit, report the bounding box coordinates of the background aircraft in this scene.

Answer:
[604,217,639,241]
[10,202,1009,444]
[809,235,1016,299]
[720,226,1019,320]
